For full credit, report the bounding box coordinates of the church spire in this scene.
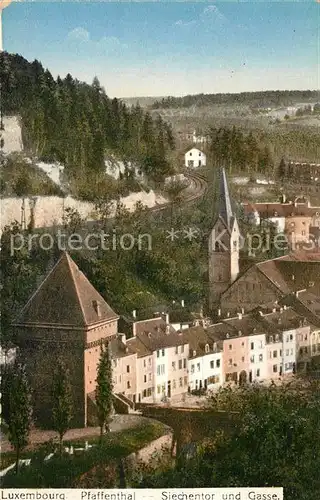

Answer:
[217,168,234,229]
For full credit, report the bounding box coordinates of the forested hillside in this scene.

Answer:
[152,90,319,109]
[0,52,175,189]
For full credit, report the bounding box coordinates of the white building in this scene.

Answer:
[127,317,189,402]
[281,328,297,375]
[186,326,223,392]
[248,333,268,382]
[184,148,206,168]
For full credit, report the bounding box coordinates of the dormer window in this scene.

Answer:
[205,344,210,353]
[274,211,278,216]
[193,350,196,357]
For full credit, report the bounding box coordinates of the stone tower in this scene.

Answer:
[208,168,240,311]
[13,252,119,428]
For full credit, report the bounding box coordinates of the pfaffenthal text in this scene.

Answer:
[0,488,283,500]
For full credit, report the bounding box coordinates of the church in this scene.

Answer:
[208,169,320,317]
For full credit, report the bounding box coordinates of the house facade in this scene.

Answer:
[184,148,206,168]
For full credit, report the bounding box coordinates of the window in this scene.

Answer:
[199,152,201,156]
[269,336,273,343]
[181,345,184,354]
[280,349,282,356]
[251,342,254,350]
[191,364,195,374]
[184,376,188,385]
[183,359,187,369]
[179,360,182,369]
[172,361,176,370]
[143,359,146,368]
[147,388,152,397]
[273,350,277,358]
[250,355,255,363]
[126,365,130,373]
[197,363,201,372]
[127,381,131,389]
[210,360,214,369]
[256,369,260,377]
[113,359,117,368]
[148,357,152,366]
[259,354,263,362]
[259,341,263,349]
[144,375,147,383]
[216,359,221,368]
[173,379,176,389]
[143,389,147,398]
[241,356,245,362]
[157,385,161,394]
[162,349,165,357]
[290,334,293,341]
[179,378,183,387]
[229,359,233,366]
[119,375,122,383]
[157,350,160,358]
[157,364,165,376]
[175,347,178,355]
[190,152,192,156]
[273,365,278,373]
[149,373,152,381]
[229,344,232,350]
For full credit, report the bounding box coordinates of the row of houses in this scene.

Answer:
[243,196,320,247]
[109,296,320,405]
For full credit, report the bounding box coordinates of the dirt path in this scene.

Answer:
[1,414,149,453]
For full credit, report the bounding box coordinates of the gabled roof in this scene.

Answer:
[133,317,189,351]
[14,252,118,328]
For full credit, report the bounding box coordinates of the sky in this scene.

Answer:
[2,1,319,98]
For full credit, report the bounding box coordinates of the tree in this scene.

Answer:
[138,381,320,499]
[52,359,73,456]
[95,342,114,441]
[278,158,286,179]
[7,361,32,474]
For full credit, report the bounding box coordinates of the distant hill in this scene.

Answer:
[121,96,164,107]
[152,90,319,109]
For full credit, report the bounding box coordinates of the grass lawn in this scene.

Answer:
[1,422,168,487]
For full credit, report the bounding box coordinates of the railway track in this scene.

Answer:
[150,170,208,213]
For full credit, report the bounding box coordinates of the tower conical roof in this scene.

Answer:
[14,252,118,328]
[216,168,234,229]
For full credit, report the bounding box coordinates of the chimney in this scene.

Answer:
[217,308,221,317]
[119,333,126,344]
[92,300,101,317]
[237,312,242,320]
[241,308,245,314]
[181,299,185,308]
[132,310,136,319]
[166,324,170,335]
[282,193,286,203]
[227,312,230,318]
